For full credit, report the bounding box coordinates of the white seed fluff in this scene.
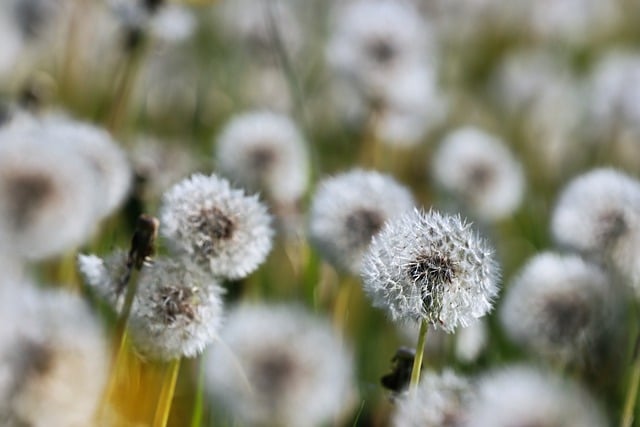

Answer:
[215,110,309,205]
[361,209,500,332]
[551,168,640,295]
[0,284,109,427]
[205,304,354,427]
[77,250,129,311]
[309,169,415,275]
[128,258,224,361]
[432,127,525,222]
[160,173,274,280]
[0,126,100,260]
[500,252,619,365]
[392,369,472,427]
[464,366,608,427]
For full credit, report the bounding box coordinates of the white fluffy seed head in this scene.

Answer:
[392,369,472,427]
[128,258,224,361]
[309,169,415,275]
[327,0,432,99]
[205,304,355,427]
[586,51,640,140]
[215,111,309,205]
[361,208,500,332]
[160,173,274,280]
[0,126,100,260]
[551,168,640,295]
[0,284,109,427]
[500,252,619,365]
[37,113,132,219]
[77,250,129,311]
[432,127,525,222]
[464,365,608,427]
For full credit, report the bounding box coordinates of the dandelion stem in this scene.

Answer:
[621,331,640,427]
[333,277,353,332]
[409,319,428,393]
[153,358,181,427]
[189,357,206,427]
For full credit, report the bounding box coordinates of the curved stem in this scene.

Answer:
[409,319,428,393]
[621,331,640,427]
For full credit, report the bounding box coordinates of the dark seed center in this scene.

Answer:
[192,206,235,242]
[345,208,384,249]
[157,285,196,324]
[367,38,396,64]
[254,354,294,394]
[467,164,495,192]
[408,253,456,310]
[542,295,590,344]
[247,146,277,172]
[598,210,627,246]
[6,173,54,230]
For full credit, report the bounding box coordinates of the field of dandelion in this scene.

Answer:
[2,0,640,426]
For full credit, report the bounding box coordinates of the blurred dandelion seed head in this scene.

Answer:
[309,169,415,275]
[206,304,354,427]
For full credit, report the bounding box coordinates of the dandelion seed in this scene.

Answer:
[128,258,224,361]
[500,252,619,365]
[361,208,500,332]
[77,250,129,311]
[392,369,472,427]
[215,111,309,206]
[205,304,354,427]
[309,169,414,275]
[432,127,525,222]
[0,127,100,260]
[551,168,640,295]
[0,284,109,427]
[160,173,273,280]
[465,365,608,427]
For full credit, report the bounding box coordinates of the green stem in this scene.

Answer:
[153,358,182,427]
[190,357,206,427]
[621,332,640,427]
[409,320,428,393]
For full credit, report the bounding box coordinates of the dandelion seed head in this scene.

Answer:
[309,169,415,275]
[206,304,354,427]
[215,111,309,205]
[0,284,109,427]
[465,365,608,427]
[432,127,525,222]
[501,252,619,364]
[38,113,132,218]
[128,258,224,361]
[551,168,640,294]
[327,0,432,98]
[0,127,99,260]
[392,369,472,427]
[160,173,273,279]
[361,208,500,332]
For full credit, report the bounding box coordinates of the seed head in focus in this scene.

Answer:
[128,258,224,361]
[160,173,274,280]
[361,209,500,332]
